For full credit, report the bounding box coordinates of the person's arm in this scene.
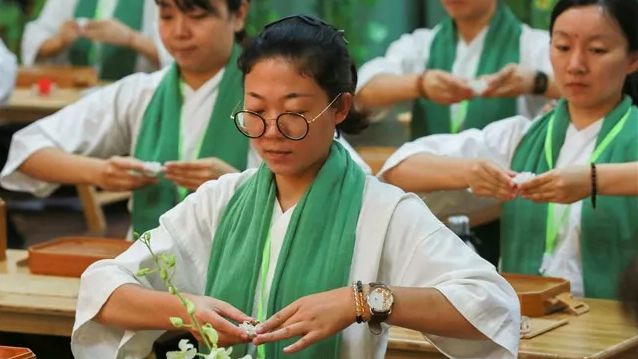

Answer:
[36,20,80,60]
[354,28,433,111]
[19,148,156,191]
[355,73,423,109]
[519,162,638,203]
[95,284,250,346]
[598,162,638,196]
[82,19,159,67]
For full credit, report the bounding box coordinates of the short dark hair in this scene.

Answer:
[237,15,368,135]
[550,0,638,104]
[155,0,245,41]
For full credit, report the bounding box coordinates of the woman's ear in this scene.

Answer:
[232,0,250,33]
[334,93,353,126]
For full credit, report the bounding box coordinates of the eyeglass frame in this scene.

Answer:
[230,93,343,141]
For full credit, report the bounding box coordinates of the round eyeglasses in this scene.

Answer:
[232,94,342,141]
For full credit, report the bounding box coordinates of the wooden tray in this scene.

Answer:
[17,65,98,88]
[0,346,36,359]
[503,273,571,317]
[28,237,131,277]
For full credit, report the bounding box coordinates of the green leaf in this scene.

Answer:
[135,267,152,277]
[202,323,219,347]
[169,316,184,328]
[184,298,196,315]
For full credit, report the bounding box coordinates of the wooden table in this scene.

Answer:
[3,250,637,358]
[0,250,77,336]
[0,88,83,124]
[387,299,638,359]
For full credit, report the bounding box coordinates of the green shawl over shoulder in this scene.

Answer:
[70,0,144,80]
[502,97,638,298]
[411,3,521,138]
[205,142,365,358]
[132,45,247,235]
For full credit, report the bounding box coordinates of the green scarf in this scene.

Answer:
[205,142,365,358]
[70,0,143,80]
[411,3,521,138]
[132,45,247,235]
[502,97,638,298]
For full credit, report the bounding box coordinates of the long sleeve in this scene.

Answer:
[518,25,553,118]
[377,115,532,179]
[71,171,254,359]
[0,39,17,105]
[356,28,436,94]
[0,70,164,196]
[379,193,520,358]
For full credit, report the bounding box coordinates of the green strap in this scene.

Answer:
[411,3,521,138]
[543,105,632,255]
[256,229,272,359]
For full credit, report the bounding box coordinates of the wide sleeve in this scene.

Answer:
[0,40,17,105]
[355,28,435,94]
[71,171,252,359]
[379,194,520,358]
[377,115,532,180]
[20,0,76,66]
[0,71,160,196]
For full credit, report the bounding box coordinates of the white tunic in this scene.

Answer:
[71,170,520,359]
[378,115,605,297]
[0,39,17,105]
[20,0,171,71]
[356,23,553,121]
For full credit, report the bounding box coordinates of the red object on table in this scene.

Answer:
[36,78,52,96]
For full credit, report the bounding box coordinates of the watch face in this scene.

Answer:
[368,287,394,312]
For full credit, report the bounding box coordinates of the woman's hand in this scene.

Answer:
[183,294,253,347]
[421,70,474,105]
[481,63,536,98]
[57,20,81,48]
[82,19,135,47]
[252,287,355,353]
[518,166,591,203]
[464,159,517,200]
[164,157,238,191]
[93,156,157,191]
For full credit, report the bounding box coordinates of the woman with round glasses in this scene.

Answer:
[72,15,520,358]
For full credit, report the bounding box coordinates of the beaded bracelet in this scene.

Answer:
[416,71,428,99]
[352,280,364,324]
[591,162,597,209]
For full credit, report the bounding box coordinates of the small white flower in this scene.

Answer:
[166,339,197,359]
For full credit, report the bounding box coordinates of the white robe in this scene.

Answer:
[71,170,520,359]
[20,0,171,71]
[0,39,17,105]
[356,23,553,121]
[378,115,605,297]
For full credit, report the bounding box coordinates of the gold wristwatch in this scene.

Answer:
[365,283,394,335]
